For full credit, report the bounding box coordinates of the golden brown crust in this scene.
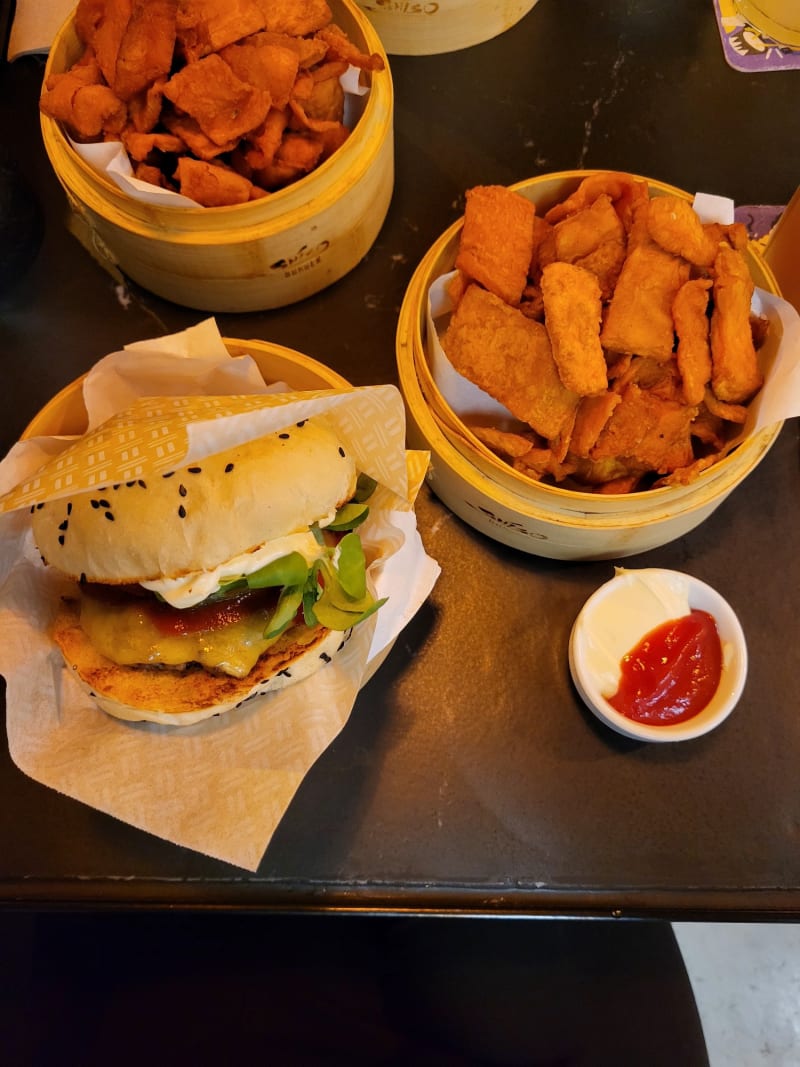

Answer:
[51,596,342,723]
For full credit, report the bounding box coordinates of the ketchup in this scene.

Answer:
[608,609,722,726]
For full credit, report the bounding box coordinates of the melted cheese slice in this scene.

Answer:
[80,595,278,679]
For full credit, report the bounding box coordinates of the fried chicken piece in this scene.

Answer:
[591,383,696,474]
[441,284,579,447]
[647,196,720,268]
[541,262,607,396]
[710,244,764,403]
[672,277,712,406]
[550,193,627,299]
[600,241,690,361]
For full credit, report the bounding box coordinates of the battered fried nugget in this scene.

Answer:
[163,54,270,145]
[709,244,764,404]
[219,38,299,108]
[113,0,178,101]
[175,156,265,205]
[672,278,712,406]
[253,0,332,35]
[316,22,385,72]
[441,284,579,446]
[569,391,622,458]
[600,241,690,361]
[549,193,627,300]
[455,186,535,307]
[591,383,696,473]
[540,262,607,396]
[647,196,720,268]
[544,171,645,225]
[176,0,266,62]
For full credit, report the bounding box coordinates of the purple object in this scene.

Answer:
[713,0,800,72]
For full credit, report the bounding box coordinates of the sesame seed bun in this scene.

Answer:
[31,418,358,584]
[30,417,366,725]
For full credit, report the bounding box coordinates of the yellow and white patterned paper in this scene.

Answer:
[0,322,440,871]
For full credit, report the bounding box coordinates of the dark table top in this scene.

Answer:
[1,0,799,919]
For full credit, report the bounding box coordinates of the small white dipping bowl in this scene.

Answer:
[569,568,748,742]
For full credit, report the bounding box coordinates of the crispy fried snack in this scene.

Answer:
[541,262,607,396]
[672,278,712,406]
[710,244,764,403]
[600,241,690,361]
[442,284,579,448]
[648,196,749,268]
[456,186,536,307]
[439,173,770,493]
[175,156,265,205]
[40,0,385,205]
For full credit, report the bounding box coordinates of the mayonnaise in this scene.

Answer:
[577,567,692,698]
[141,530,326,608]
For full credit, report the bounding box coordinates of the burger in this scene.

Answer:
[30,418,384,726]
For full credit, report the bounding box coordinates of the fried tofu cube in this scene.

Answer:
[600,242,690,361]
[456,186,536,307]
[442,283,579,445]
[541,261,608,396]
[710,244,764,403]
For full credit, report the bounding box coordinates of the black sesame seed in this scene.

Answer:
[179,484,187,497]
[58,535,65,546]
[162,471,175,479]
[104,511,115,521]
[36,502,44,510]
[338,447,345,458]
[337,640,346,652]
[320,652,332,662]
[67,503,72,515]
[278,668,292,678]
[187,466,202,474]
[58,520,68,531]
[98,499,110,508]
[29,505,34,514]
[90,500,100,509]
[138,480,146,489]
[178,504,186,518]
[126,481,135,488]
[113,484,120,490]
[296,420,307,428]
[278,433,290,440]
[224,463,234,473]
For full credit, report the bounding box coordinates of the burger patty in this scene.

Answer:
[51,594,337,719]
[78,583,287,678]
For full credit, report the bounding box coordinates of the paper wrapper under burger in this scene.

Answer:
[0,330,440,871]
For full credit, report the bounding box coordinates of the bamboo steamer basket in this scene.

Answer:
[40,2,394,313]
[396,170,784,560]
[355,0,539,56]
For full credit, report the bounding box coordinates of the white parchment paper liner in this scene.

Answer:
[0,321,440,871]
[426,193,800,440]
